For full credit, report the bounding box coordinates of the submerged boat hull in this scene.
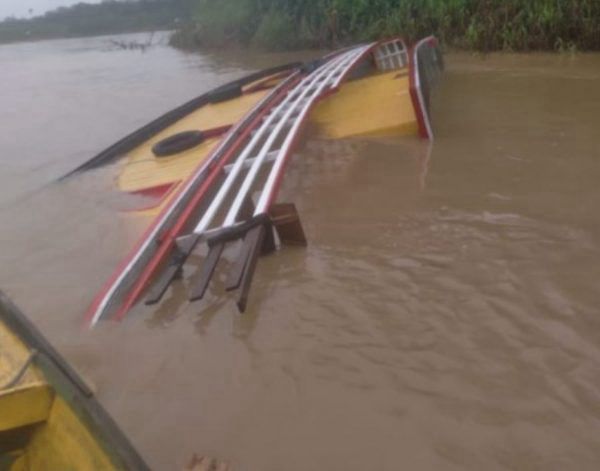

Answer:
[65,37,443,326]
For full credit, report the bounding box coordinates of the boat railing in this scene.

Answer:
[374,38,409,71]
[164,44,376,306]
[137,44,375,308]
[191,46,371,239]
[85,69,301,326]
[85,36,441,324]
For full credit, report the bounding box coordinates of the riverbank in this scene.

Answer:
[4,0,598,52]
[170,0,600,52]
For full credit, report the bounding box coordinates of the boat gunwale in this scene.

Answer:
[85,71,303,326]
[86,44,376,325]
[409,35,441,140]
[83,36,442,325]
[0,291,150,470]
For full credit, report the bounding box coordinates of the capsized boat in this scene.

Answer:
[0,291,149,470]
[67,37,443,327]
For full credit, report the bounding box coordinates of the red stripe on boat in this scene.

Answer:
[202,124,232,138]
[110,78,301,322]
[84,132,232,326]
[124,181,178,212]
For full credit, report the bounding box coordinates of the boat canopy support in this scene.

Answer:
[85,36,445,326]
[144,45,371,311]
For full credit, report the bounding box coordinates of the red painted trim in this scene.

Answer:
[83,202,169,326]
[83,75,301,326]
[124,181,179,212]
[87,41,418,324]
[202,124,232,139]
[110,76,301,322]
[83,125,243,324]
[85,139,232,324]
[130,182,176,199]
[119,126,231,213]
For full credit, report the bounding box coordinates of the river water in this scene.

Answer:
[1,32,600,470]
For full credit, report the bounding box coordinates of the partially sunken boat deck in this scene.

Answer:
[66,37,443,327]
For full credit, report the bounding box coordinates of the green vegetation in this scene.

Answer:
[170,0,600,52]
[2,0,598,51]
[0,0,192,44]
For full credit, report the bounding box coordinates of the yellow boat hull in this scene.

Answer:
[0,292,148,470]
[114,66,420,217]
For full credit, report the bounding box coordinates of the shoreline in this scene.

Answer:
[0,28,171,47]
[1,30,597,56]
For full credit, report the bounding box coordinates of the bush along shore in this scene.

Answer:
[170,0,600,52]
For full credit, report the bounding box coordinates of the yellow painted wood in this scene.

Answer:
[118,136,220,192]
[115,70,416,216]
[24,398,117,471]
[0,321,120,470]
[6,452,27,471]
[0,384,53,432]
[310,70,418,139]
[0,320,42,385]
[118,91,269,193]
[0,322,52,432]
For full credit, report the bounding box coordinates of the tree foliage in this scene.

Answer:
[170,0,600,51]
[2,0,599,51]
[0,0,193,44]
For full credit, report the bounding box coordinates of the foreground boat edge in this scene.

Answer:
[0,291,150,470]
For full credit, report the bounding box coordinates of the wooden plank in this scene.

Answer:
[224,233,254,292]
[261,225,276,255]
[206,215,268,248]
[144,264,182,305]
[189,243,225,302]
[0,384,53,432]
[145,234,202,305]
[237,225,266,312]
[270,203,307,246]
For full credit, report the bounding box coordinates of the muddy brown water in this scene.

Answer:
[1,33,600,470]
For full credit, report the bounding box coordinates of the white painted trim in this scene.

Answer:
[87,74,297,326]
[412,37,434,140]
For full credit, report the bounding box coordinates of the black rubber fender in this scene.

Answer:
[208,82,242,103]
[152,130,204,157]
[301,58,326,74]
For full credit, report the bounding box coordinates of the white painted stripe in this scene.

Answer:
[412,37,434,140]
[256,45,374,214]
[225,49,364,227]
[88,73,298,326]
[192,52,350,235]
